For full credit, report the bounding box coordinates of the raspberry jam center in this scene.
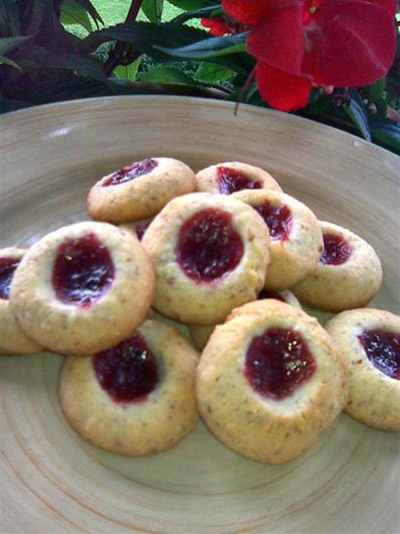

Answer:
[320,233,353,265]
[0,257,21,300]
[358,329,400,380]
[254,201,292,241]
[135,221,151,241]
[176,208,244,282]
[102,158,158,187]
[245,327,316,400]
[217,166,262,195]
[52,233,114,307]
[257,289,286,302]
[93,334,159,403]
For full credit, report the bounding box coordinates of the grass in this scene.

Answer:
[90,0,183,25]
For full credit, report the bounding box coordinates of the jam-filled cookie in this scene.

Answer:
[0,248,42,355]
[119,217,153,241]
[60,320,199,455]
[10,222,155,356]
[189,288,301,352]
[292,221,383,311]
[142,192,270,325]
[197,300,348,464]
[88,157,196,223]
[195,161,282,195]
[325,309,400,431]
[234,189,323,290]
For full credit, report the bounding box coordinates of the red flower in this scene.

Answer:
[201,17,250,36]
[222,0,397,111]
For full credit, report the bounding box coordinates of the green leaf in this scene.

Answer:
[141,65,194,84]
[171,3,221,23]
[71,0,104,27]
[81,21,209,55]
[0,36,32,56]
[114,57,141,80]
[369,117,400,154]
[141,0,164,24]
[369,77,386,103]
[0,54,22,70]
[194,62,234,83]
[60,0,93,32]
[167,0,216,10]
[44,53,108,82]
[155,32,248,59]
[344,92,371,141]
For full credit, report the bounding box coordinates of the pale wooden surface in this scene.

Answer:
[0,96,399,534]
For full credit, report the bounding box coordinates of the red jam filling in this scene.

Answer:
[217,166,262,195]
[0,257,21,300]
[320,233,353,265]
[93,334,159,403]
[102,158,158,187]
[257,289,286,302]
[254,201,292,241]
[52,233,114,307]
[358,329,400,380]
[245,327,316,400]
[176,208,244,282]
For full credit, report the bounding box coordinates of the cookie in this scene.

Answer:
[196,161,282,195]
[325,309,400,431]
[197,299,348,464]
[292,221,383,311]
[142,192,270,324]
[0,247,42,355]
[234,189,323,290]
[119,217,153,241]
[10,222,155,356]
[189,288,301,351]
[87,157,196,223]
[60,319,199,455]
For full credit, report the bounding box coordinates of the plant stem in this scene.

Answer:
[103,0,144,78]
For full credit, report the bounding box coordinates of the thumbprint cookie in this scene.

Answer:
[87,157,196,223]
[142,192,270,325]
[197,299,348,464]
[60,320,199,455]
[195,161,282,195]
[189,288,301,352]
[0,248,42,355]
[325,309,400,431]
[234,189,323,290]
[10,222,155,356]
[292,221,382,311]
[119,217,153,241]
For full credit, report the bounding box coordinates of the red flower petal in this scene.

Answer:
[256,63,313,112]
[247,5,305,75]
[222,0,274,24]
[354,0,398,17]
[201,18,231,37]
[303,0,397,86]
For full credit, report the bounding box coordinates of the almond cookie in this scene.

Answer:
[292,221,383,311]
[60,320,199,455]
[189,288,301,351]
[142,192,270,325]
[196,161,282,195]
[87,157,196,223]
[0,248,42,355]
[10,222,155,356]
[197,300,348,464]
[234,189,323,290]
[325,309,400,431]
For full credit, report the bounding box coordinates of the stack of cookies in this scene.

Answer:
[1,157,398,463]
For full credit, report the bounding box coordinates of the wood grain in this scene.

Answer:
[1,96,399,533]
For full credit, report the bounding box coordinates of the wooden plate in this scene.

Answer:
[1,96,399,533]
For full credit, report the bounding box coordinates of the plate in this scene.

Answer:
[1,96,399,534]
